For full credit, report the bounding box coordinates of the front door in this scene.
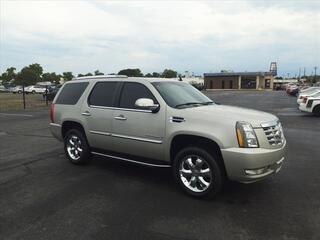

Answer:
[112,82,165,161]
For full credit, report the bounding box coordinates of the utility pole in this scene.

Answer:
[315,66,318,84]
[298,68,301,81]
[303,67,306,78]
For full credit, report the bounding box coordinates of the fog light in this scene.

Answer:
[245,167,267,176]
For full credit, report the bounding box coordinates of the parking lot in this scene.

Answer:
[0,90,319,240]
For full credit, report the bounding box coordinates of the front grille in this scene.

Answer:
[261,121,284,146]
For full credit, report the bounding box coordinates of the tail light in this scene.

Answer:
[50,104,55,123]
[302,97,308,103]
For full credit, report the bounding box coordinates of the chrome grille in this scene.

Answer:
[261,121,284,146]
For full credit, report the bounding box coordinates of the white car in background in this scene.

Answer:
[297,87,320,104]
[299,92,320,116]
[26,85,47,94]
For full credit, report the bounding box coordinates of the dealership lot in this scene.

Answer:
[0,91,319,240]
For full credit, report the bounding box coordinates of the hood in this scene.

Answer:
[181,104,278,128]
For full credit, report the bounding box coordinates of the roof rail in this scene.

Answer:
[73,75,128,80]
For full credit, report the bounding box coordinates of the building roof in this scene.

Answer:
[204,71,274,77]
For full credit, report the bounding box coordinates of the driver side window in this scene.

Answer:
[119,82,157,109]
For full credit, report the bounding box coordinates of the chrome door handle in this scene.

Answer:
[81,111,91,116]
[114,115,127,121]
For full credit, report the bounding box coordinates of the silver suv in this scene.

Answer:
[50,75,286,198]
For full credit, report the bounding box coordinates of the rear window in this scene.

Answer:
[55,82,89,105]
[88,82,118,107]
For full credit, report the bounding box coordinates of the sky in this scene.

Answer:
[0,0,319,77]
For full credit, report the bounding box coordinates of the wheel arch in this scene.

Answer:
[169,134,227,176]
[61,120,86,139]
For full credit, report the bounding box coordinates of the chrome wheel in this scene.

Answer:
[179,155,212,193]
[66,135,83,161]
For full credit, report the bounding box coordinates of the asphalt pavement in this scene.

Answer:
[0,90,319,240]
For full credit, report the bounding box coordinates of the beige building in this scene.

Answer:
[204,72,275,90]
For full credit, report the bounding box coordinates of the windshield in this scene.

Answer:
[152,81,214,108]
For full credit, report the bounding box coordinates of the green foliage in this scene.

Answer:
[144,73,152,77]
[16,67,40,86]
[118,68,143,77]
[94,70,104,76]
[1,67,17,84]
[62,72,74,81]
[152,72,161,78]
[42,72,61,84]
[161,69,177,78]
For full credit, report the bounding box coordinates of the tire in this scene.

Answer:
[313,105,320,117]
[32,90,36,94]
[18,90,22,94]
[173,146,224,198]
[64,129,90,164]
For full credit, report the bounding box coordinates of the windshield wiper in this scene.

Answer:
[175,101,213,108]
[175,102,202,108]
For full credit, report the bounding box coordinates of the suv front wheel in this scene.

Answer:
[173,147,224,198]
[64,129,90,164]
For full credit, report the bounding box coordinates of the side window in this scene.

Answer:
[88,82,118,107]
[119,82,157,109]
[55,82,89,105]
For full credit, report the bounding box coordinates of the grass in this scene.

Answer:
[0,92,50,111]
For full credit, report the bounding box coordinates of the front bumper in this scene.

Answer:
[221,140,287,183]
[299,103,312,113]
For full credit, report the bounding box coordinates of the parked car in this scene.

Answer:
[299,92,320,116]
[44,85,61,101]
[49,76,286,198]
[287,86,299,96]
[12,85,24,94]
[297,87,320,104]
[26,85,47,94]
[0,85,7,92]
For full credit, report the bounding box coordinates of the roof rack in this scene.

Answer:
[73,75,128,80]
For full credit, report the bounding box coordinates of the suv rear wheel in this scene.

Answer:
[173,146,224,198]
[64,129,90,164]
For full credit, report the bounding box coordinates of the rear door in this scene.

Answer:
[112,82,166,160]
[81,81,119,150]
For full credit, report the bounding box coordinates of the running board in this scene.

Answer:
[91,151,171,168]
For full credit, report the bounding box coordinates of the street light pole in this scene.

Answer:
[22,79,26,109]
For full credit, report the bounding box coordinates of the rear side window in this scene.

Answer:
[88,82,118,107]
[119,82,157,109]
[55,82,89,105]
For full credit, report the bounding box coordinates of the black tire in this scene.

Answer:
[173,146,224,198]
[313,105,320,117]
[64,129,90,164]
[18,90,22,94]
[32,90,36,94]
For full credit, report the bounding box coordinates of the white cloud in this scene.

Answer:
[0,0,319,76]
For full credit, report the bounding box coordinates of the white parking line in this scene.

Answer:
[0,113,33,117]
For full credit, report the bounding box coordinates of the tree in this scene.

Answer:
[42,72,61,84]
[14,63,43,86]
[1,67,17,85]
[62,72,74,81]
[28,63,43,76]
[162,69,177,78]
[16,67,39,86]
[118,68,143,77]
[144,73,153,77]
[94,70,104,76]
[152,72,161,78]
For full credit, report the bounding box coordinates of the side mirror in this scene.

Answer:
[135,98,160,113]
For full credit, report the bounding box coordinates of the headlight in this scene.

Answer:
[236,121,259,148]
